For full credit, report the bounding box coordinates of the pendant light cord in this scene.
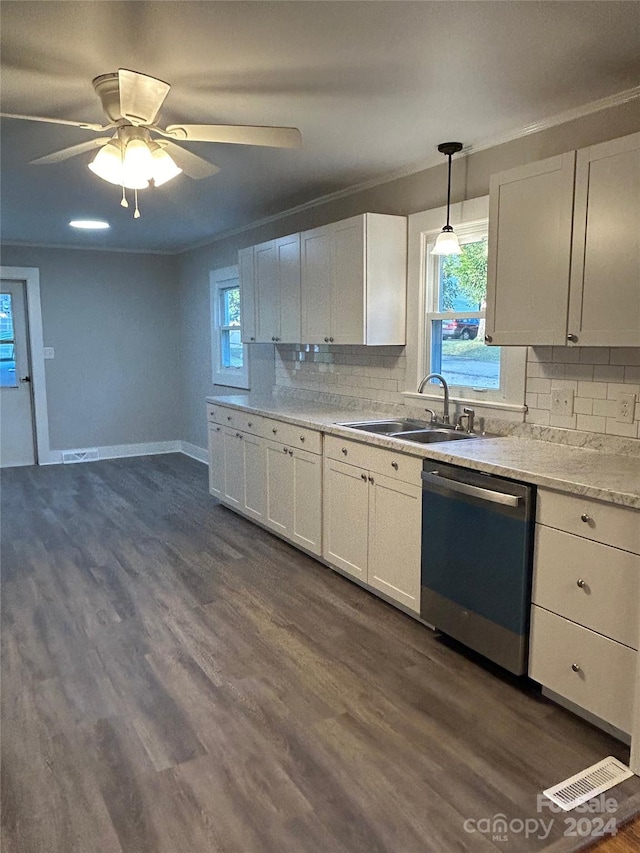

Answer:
[445,153,452,230]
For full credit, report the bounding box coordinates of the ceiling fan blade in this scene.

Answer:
[29,138,112,165]
[160,141,220,179]
[118,69,170,126]
[0,112,110,132]
[163,124,302,149]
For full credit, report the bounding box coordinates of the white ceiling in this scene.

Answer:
[1,1,639,253]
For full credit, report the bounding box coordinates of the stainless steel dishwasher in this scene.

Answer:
[421,461,535,675]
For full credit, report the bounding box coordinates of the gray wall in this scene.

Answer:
[1,245,180,450]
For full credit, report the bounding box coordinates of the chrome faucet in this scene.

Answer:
[417,373,450,423]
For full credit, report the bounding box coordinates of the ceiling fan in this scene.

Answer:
[1,68,302,217]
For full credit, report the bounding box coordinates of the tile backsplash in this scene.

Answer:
[275,344,640,441]
[525,347,639,439]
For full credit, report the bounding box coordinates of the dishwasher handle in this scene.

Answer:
[421,470,522,507]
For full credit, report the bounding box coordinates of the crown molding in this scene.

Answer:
[0,240,176,256]
[181,84,640,254]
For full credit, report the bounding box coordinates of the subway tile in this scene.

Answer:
[539,362,566,379]
[526,378,552,394]
[610,348,640,366]
[625,366,640,384]
[562,364,594,381]
[549,413,577,429]
[526,362,541,378]
[605,419,639,438]
[607,383,639,400]
[537,394,551,410]
[577,381,608,400]
[552,346,581,363]
[576,414,606,433]
[525,393,538,409]
[573,397,593,415]
[528,347,554,363]
[592,399,617,418]
[579,347,610,364]
[593,364,625,382]
[526,408,550,425]
[550,379,578,392]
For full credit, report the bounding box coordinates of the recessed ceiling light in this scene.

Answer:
[69,219,110,230]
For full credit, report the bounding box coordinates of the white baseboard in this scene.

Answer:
[180,441,209,463]
[44,440,182,465]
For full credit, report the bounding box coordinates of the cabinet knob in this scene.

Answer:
[567,333,578,343]
[288,449,293,456]
[361,473,367,481]
[300,435,305,442]
[580,513,590,523]
[324,337,329,343]
[571,663,581,673]
[250,337,255,342]
[272,428,278,434]
[283,446,288,453]
[215,426,221,432]
[342,447,348,455]
[276,337,281,342]
[484,334,493,344]
[272,336,275,341]
[247,422,253,428]
[391,461,398,470]
[368,476,374,484]
[576,578,586,588]
[329,337,334,343]
[227,415,232,421]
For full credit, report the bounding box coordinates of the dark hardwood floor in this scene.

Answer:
[2,454,639,853]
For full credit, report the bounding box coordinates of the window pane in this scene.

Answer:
[438,238,487,312]
[0,293,18,388]
[222,286,241,326]
[221,329,244,369]
[432,319,500,390]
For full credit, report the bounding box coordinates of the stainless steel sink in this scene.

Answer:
[337,419,431,434]
[389,429,474,444]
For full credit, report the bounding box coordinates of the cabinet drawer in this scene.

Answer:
[529,605,635,733]
[324,435,422,484]
[207,405,266,437]
[263,417,322,454]
[533,525,640,648]
[537,488,640,554]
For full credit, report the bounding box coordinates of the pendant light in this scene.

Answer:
[431,141,464,256]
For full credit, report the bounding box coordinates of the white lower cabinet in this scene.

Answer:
[265,440,322,555]
[322,442,421,613]
[242,431,267,522]
[529,487,639,734]
[207,424,224,499]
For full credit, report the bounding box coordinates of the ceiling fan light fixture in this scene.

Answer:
[150,147,182,187]
[121,137,154,188]
[431,141,464,257]
[88,140,124,185]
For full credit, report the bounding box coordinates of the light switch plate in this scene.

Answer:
[616,393,636,424]
[550,387,574,416]
[43,347,55,359]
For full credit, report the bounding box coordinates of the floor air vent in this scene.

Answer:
[543,756,633,811]
[62,449,99,464]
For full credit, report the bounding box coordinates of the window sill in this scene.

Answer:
[402,390,526,415]
[214,372,250,391]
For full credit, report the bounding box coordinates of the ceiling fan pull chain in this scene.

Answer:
[133,188,141,219]
[120,185,129,208]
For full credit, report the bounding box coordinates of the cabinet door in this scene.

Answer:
[331,217,365,344]
[568,132,640,347]
[254,240,279,343]
[277,234,301,343]
[265,441,293,536]
[238,246,256,343]
[290,448,322,555]
[486,152,575,346]
[242,433,266,522]
[322,457,368,579]
[207,424,224,499]
[368,474,422,612]
[301,226,332,343]
[222,430,243,509]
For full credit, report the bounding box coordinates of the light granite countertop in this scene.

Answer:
[208,394,640,510]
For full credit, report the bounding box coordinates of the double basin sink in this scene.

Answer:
[337,418,482,444]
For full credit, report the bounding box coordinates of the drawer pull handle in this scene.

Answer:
[391,461,398,470]
[361,473,367,481]
[571,663,581,673]
[580,513,590,523]
[342,447,348,455]
[576,578,586,588]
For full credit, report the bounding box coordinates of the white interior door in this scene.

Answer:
[1,280,35,467]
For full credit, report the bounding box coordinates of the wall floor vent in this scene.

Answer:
[62,449,99,464]
[543,756,633,811]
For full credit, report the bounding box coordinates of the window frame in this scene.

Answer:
[210,265,250,389]
[404,196,527,417]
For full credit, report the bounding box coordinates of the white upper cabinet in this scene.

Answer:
[485,132,640,347]
[238,245,257,343]
[568,133,640,347]
[300,213,407,345]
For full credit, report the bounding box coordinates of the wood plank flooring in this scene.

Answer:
[2,454,639,853]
